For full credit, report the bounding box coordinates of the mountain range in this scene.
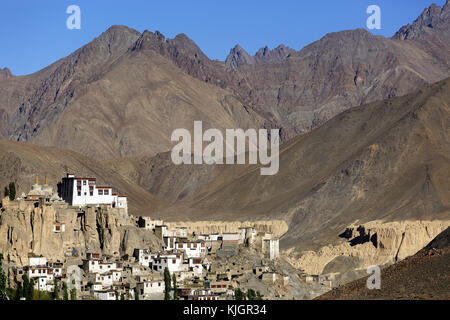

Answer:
[0,1,449,159]
[0,1,449,277]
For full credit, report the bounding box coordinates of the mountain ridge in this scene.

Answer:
[0,1,448,159]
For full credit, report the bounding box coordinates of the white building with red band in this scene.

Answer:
[58,174,127,211]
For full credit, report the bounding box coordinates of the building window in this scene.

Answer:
[83,181,86,185]
[104,190,109,195]
[98,190,103,195]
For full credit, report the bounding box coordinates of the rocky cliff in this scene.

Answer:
[318,226,450,300]
[225,44,295,69]
[0,68,12,81]
[0,198,161,266]
[285,220,450,275]
[1,2,448,159]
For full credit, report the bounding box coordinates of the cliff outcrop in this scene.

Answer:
[285,220,450,275]
[0,198,161,266]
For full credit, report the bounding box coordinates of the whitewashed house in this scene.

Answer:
[93,290,116,300]
[83,258,120,275]
[112,271,121,282]
[95,273,114,287]
[262,236,280,260]
[163,236,177,251]
[188,257,204,275]
[151,253,186,273]
[136,280,165,298]
[35,276,54,292]
[238,227,257,246]
[138,217,163,230]
[28,267,54,292]
[198,234,220,242]
[175,241,207,258]
[133,249,156,267]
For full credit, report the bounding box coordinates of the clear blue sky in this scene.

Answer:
[0,0,445,75]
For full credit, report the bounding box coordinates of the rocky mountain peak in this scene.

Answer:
[132,30,166,51]
[131,30,210,66]
[225,44,255,69]
[168,33,207,59]
[0,67,12,81]
[65,24,141,71]
[104,24,141,37]
[254,44,295,64]
[225,43,295,69]
[393,1,450,40]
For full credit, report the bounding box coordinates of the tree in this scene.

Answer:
[247,288,256,300]
[234,288,244,300]
[4,186,9,198]
[121,293,125,300]
[52,278,59,300]
[256,291,263,300]
[164,267,171,300]
[70,278,77,300]
[6,255,11,289]
[15,281,22,300]
[8,182,16,201]
[0,256,7,300]
[70,287,77,301]
[134,287,139,300]
[63,281,69,300]
[172,273,178,300]
[22,275,33,300]
[7,269,10,290]
[27,278,34,300]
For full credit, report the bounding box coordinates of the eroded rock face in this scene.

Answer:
[0,199,161,266]
[0,68,12,81]
[284,220,450,275]
[224,44,295,69]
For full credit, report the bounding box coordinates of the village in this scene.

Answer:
[0,174,333,300]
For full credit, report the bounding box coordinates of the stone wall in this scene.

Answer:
[164,220,289,238]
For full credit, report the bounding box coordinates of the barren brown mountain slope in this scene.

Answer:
[224,1,450,134]
[0,140,160,215]
[137,77,450,254]
[0,25,141,142]
[0,1,448,160]
[318,227,450,300]
[0,27,268,159]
